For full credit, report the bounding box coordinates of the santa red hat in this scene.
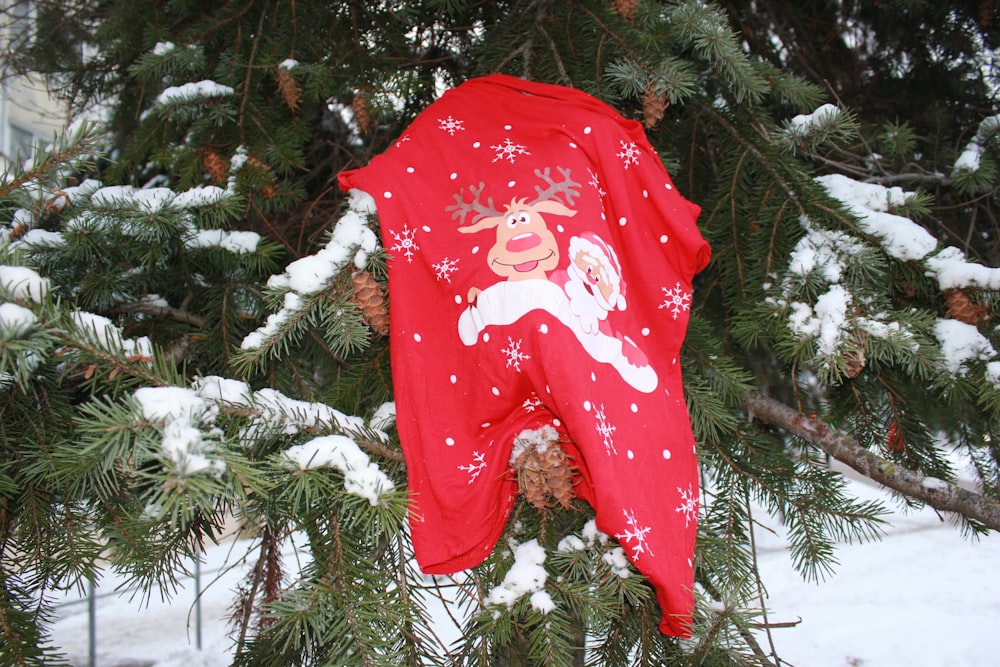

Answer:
[567,232,627,311]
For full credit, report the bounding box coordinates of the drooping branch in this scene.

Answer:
[744,392,1000,532]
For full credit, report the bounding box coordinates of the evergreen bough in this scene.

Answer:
[3,1,1000,665]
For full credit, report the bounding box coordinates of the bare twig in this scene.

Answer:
[744,393,1000,532]
[110,303,206,327]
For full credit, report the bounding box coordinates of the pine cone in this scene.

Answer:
[512,431,576,510]
[641,89,667,128]
[353,89,373,135]
[277,67,302,113]
[980,0,993,28]
[351,270,389,336]
[611,0,639,21]
[203,149,230,185]
[945,288,990,325]
[244,154,277,199]
[540,442,576,509]
[843,333,866,379]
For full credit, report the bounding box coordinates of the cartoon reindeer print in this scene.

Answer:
[449,167,581,302]
[448,167,658,392]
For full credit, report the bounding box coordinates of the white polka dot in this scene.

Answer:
[481,422,491,428]
[472,245,480,254]
[422,225,432,232]
[491,386,500,396]
[641,327,651,336]
[504,124,512,130]
[508,180,516,187]
[663,449,672,459]
[584,126,592,134]
[450,375,457,384]
[545,385,551,394]
[406,166,415,173]
[665,182,673,190]
[450,172,458,180]
[454,294,462,304]
[557,225,565,233]
[659,234,669,243]
[569,142,577,148]
[413,333,422,342]
[642,189,648,198]
[600,211,606,220]
[591,372,597,382]
[553,418,562,427]
[383,191,392,198]
[672,357,677,365]
[618,216,627,226]
[627,450,634,459]
[473,141,481,148]
[630,403,638,413]
[483,332,490,342]
[446,437,455,446]
[539,323,549,334]
[583,400,592,411]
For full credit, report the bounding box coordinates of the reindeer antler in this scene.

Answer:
[531,167,581,207]
[447,182,504,226]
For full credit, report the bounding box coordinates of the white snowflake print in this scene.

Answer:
[438,115,465,135]
[675,484,698,528]
[432,256,459,283]
[458,451,487,485]
[588,168,607,197]
[389,224,419,263]
[523,395,543,412]
[594,403,617,456]
[491,137,531,164]
[502,337,531,372]
[658,282,691,319]
[616,508,654,560]
[616,140,641,169]
[394,134,411,149]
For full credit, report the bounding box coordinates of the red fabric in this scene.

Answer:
[339,74,710,636]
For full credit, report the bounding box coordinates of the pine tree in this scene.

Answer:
[2,1,1000,665]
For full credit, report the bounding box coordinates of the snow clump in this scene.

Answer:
[282,435,395,505]
[486,539,554,614]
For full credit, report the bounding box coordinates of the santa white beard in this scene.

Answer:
[565,272,612,335]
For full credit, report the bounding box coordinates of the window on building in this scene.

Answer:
[9,124,35,163]
[7,1,35,48]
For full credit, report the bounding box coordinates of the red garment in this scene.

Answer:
[339,74,710,636]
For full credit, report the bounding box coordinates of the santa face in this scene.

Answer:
[570,247,617,309]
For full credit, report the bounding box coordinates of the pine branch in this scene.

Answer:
[109,302,206,327]
[744,393,1000,531]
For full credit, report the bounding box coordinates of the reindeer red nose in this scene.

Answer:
[506,232,542,253]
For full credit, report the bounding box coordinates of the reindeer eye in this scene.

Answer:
[505,214,519,228]
[516,212,530,225]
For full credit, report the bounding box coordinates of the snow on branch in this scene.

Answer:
[815,173,935,261]
[240,189,379,351]
[953,113,1000,175]
[486,539,554,614]
[130,375,398,504]
[155,80,235,106]
[282,435,395,505]
[777,174,1000,387]
[71,311,154,360]
[0,264,49,302]
[744,393,1000,532]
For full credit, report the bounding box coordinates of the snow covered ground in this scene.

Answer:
[49,468,1000,667]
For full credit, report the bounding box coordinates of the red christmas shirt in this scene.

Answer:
[339,74,710,636]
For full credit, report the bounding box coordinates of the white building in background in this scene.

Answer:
[1,0,69,169]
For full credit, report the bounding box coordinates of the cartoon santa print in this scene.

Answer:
[452,167,657,392]
[553,231,649,369]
